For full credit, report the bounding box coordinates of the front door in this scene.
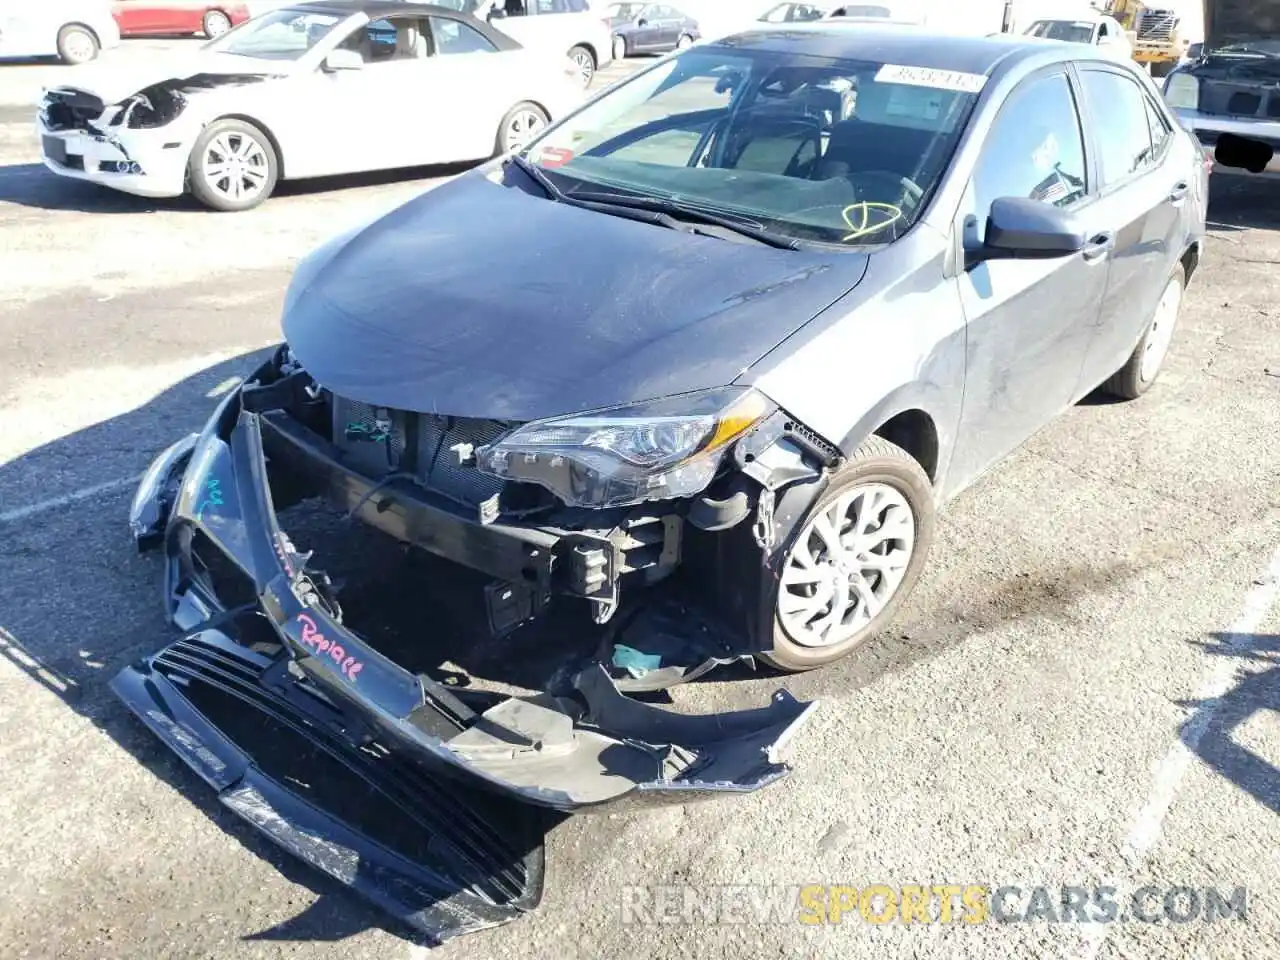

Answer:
[949,67,1110,490]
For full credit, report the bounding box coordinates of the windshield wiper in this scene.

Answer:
[507,153,566,201]
[569,191,802,249]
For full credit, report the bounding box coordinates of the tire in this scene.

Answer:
[57,24,99,65]
[759,436,936,673]
[1100,262,1186,400]
[203,9,232,38]
[567,44,595,88]
[676,33,694,50]
[187,118,279,212]
[496,102,549,155]
[612,35,627,61]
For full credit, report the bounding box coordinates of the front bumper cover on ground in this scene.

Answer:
[112,394,817,939]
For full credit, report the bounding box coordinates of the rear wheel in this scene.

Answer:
[57,24,99,65]
[496,102,549,155]
[760,437,936,673]
[188,118,278,212]
[676,33,694,50]
[612,35,627,60]
[1101,262,1186,399]
[202,9,232,38]
[567,45,595,88]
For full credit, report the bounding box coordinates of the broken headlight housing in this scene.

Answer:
[475,387,774,508]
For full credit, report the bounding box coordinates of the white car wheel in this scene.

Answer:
[57,25,99,65]
[567,45,595,88]
[188,119,278,212]
[203,10,232,38]
[498,103,549,155]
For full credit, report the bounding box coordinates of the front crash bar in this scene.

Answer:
[118,403,819,814]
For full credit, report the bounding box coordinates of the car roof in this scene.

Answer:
[719,22,1116,77]
[284,0,472,18]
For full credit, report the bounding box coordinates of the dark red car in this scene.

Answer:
[110,1,252,39]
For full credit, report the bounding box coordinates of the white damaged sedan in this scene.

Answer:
[36,0,585,211]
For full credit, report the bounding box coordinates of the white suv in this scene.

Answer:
[455,0,614,88]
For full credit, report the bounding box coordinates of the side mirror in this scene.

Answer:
[636,17,648,26]
[967,196,1086,267]
[322,48,364,71]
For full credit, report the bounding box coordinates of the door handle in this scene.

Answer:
[1168,181,1189,204]
[1081,231,1114,263]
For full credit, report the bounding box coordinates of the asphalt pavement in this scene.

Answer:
[1,39,1278,960]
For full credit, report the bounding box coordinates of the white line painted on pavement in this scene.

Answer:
[1079,542,1280,959]
[0,474,141,524]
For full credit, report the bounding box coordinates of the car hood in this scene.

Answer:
[281,171,868,422]
[1204,0,1280,51]
[45,53,287,105]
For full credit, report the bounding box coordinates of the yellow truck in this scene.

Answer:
[1105,0,1192,75]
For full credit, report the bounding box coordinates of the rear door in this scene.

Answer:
[950,67,1110,486]
[1070,63,1186,393]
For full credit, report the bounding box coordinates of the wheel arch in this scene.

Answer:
[206,114,286,179]
[570,41,599,66]
[836,385,951,486]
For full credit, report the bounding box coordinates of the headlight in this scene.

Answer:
[1164,73,1200,111]
[475,387,775,508]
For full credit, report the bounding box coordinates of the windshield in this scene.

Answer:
[1026,20,1096,43]
[1209,37,1280,57]
[207,9,346,60]
[758,3,829,23]
[516,47,983,246]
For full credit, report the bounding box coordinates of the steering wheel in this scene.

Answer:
[853,169,925,213]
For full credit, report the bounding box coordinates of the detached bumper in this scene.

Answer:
[117,397,815,900]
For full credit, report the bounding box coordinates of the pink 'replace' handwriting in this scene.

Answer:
[293,613,364,683]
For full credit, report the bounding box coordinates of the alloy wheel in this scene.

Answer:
[61,29,97,64]
[777,483,916,649]
[504,108,545,153]
[570,49,594,87]
[202,132,269,204]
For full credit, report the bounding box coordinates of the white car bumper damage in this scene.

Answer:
[37,118,190,199]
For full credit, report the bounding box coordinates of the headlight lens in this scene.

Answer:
[475,387,775,508]
[1164,73,1200,111]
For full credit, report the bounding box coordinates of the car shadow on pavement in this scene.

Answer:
[0,349,553,948]
[1178,632,1280,815]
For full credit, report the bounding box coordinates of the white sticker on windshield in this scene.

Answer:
[875,64,989,94]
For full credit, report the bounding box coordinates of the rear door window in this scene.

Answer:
[1077,68,1161,186]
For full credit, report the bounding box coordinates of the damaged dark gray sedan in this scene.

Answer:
[114,21,1207,944]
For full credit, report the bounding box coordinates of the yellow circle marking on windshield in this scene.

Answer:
[841,203,904,242]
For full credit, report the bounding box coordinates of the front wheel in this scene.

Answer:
[202,9,232,38]
[187,118,278,212]
[567,45,595,88]
[1101,262,1186,399]
[496,102,549,155]
[57,24,99,65]
[676,33,694,50]
[612,35,627,61]
[759,436,936,673]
